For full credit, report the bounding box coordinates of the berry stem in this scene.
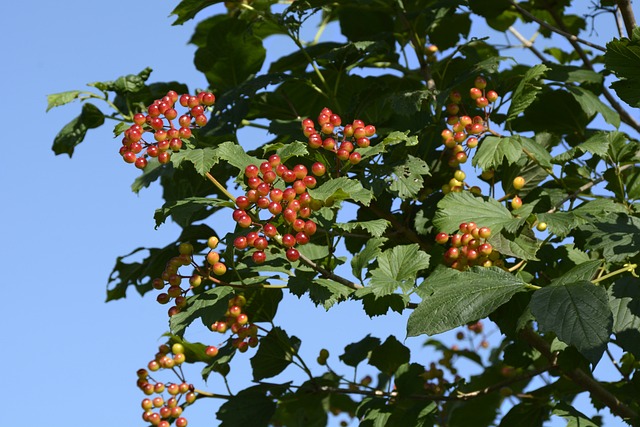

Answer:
[192,389,231,399]
[205,172,236,202]
[592,263,638,284]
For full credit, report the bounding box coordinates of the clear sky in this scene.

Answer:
[2,1,634,426]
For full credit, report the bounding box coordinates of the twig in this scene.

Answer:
[509,1,606,52]
[297,252,363,290]
[508,26,547,62]
[520,327,639,423]
[205,172,236,202]
[616,0,637,37]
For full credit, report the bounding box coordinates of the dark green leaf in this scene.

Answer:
[154,197,234,227]
[171,0,222,25]
[250,327,301,381]
[498,402,549,427]
[408,267,526,336]
[572,214,640,263]
[52,103,105,157]
[351,237,387,282]
[368,336,410,376]
[434,192,517,234]
[365,244,430,297]
[214,141,262,174]
[335,219,390,238]
[567,86,620,128]
[608,276,640,357]
[388,155,431,199]
[171,147,219,175]
[530,280,612,365]
[217,386,276,427]
[169,287,234,337]
[340,335,381,368]
[552,402,598,427]
[488,230,539,261]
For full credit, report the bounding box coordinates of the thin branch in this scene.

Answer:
[520,327,639,423]
[508,26,547,61]
[616,0,637,37]
[297,252,363,290]
[615,7,626,38]
[509,1,606,52]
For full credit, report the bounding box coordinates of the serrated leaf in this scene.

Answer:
[487,230,539,260]
[171,147,219,175]
[275,141,308,162]
[472,135,523,170]
[359,130,418,160]
[340,335,381,368]
[530,280,612,365]
[351,237,387,282]
[571,213,640,263]
[311,278,354,309]
[507,64,549,122]
[113,67,152,93]
[154,197,234,227]
[214,141,262,174]
[518,135,553,169]
[169,287,234,337]
[113,121,130,137]
[407,267,526,336]
[567,86,620,128]
[131,159,171,193]
[365,244,429,298]
[551,260,602,286]
[608,276,640,357]
[605,32,640,107]
[433,192,516,234]
[250,327,301,381]
[388,155,430,199]
[171,0,221,25]
[52,103,105,157]
[335,219,390,238]
[368,336,410,376]
[307,177,374,205]
[46,90,81,111]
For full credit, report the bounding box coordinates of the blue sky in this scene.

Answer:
[2,1,634,426]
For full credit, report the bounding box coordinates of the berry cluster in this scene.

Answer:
[231,155,321,263]
[120,90,215,169]
[207,294,259,353]
[137,343,195,427]
[440,76,499,172]
[302,107,377,166]
[435,222,501,270]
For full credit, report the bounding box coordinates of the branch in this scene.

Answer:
[616,0,637,37]
[297,252,363,290]
[509,1,606,52]
[520,327,639,423]
[508,26,547,62]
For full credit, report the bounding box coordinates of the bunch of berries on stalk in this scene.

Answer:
[435,222,502,270]
[231,154,322,264]
[137,343,195,427]
[120,90,215,169]
[207,294,259,353]
[440,76,499,168]
[302,107,377,166]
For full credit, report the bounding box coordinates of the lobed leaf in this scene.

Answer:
[52,103,105,157]
[307,177,374,206]
[506,64,549,122]
[472,135,523,170]
[250,327,301,381]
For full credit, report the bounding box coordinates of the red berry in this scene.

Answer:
[282,234,296,247]
[311,162,326,176]
[286,248,300,261]
[245,164,259,178]
[435,232,449,244]
[252,251,266,264]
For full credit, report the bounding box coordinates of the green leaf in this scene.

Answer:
[518,135,553,169]
[608,276,640,357]
[340,335,381,368]
[154,197,235,227]
[530,280,612,365]
[113,67,152,93]
[250,327,301,381]
[312,278,354,310]
[194,18,266,91]
[472,135,523,170]
[171,147,219,175]
[551,260,602,286]
[169,287,234,337]
[275,141,308,163]
[214,141,262,175]
[217,386,276,427]
[408,267,526,336]
[605,32,640,107]
[567,86,620,128]
[507,64,549,122]
[359,130,418,160]
[365,244,430,298]
[388,155,431,199]
[368,336,410,376]
[46,90,81,111]
[335,219,390,238]
[487,230,539,261]
[498,402,549,427]
[433,192,517,234]
[52,103,105,157]
[307,177,374,206]
[571,213,640,263]
[171,0,221,25]
[351,237,387,282]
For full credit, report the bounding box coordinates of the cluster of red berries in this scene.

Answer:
[231,155,321,263]
[435,222,501,270]
[119,90,215,169]
[138,343,194,427]
[207,294,259,353]
[440,76,499,169]
[301,107,377,166]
